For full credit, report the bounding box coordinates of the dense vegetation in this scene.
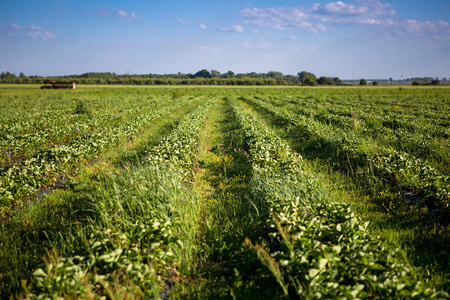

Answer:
[0,70,299,86]
[2,70,447,86]
[0,85,449,298]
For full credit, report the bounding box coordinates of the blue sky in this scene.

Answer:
[1,0,449,79]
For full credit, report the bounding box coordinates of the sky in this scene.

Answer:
[1,0,449,79]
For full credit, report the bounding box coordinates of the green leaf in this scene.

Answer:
[332,246,342,254]
[309,268,320,278]
[33,268,47,277]
[318,258,328,270]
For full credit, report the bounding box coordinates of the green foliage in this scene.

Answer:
[210,69,221,78]
[298,71,316,84]
[21,98,213,298]
[0,71,16,80]
[193,69,212,79]
[74,100,90,115]
[333,77,343,85]
[432,79,440,86]
[223,70,235,78]
[360,78,367,85]
[1,87,449,298]
[304,77,318,86]
[243,90,450,214]
[0,91,194,217]
[232,100,448,298]
[318,76,336,85]
[267,71,284,79]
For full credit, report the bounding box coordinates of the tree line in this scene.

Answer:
[0,70,340,86]
[1,70,298,86]
[1,70,445,86]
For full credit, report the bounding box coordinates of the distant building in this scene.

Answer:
[342,79,413,85]
[41,79,75,89]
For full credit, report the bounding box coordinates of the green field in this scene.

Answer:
[0,85,449,298]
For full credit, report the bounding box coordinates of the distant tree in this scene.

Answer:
[317,76,335,85]
[193,69,212,78]
[1,71,16,79]
[19,72,26,78]
[431,79,440,86]
[372,80,379,86]
[267,71,284,79]
[223,70,235,78]
[422,80,430,85]
[298,71,316,84]
[333,77,343,85]
[211,70,221,78]
[303,77,318,86]
[412,80,420,86]
[360,78,367,85]
[389,77,393,82]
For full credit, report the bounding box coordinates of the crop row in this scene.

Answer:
[232,100,447,298]
[25,99,214,298]
[0,91,175,141]
[0,96,200,216]
[259,95,450,172]
[287,98,449,138]
[1,110,129,164]
[276,89,449,137]
[0,97,169,164]
[243,96,450,215]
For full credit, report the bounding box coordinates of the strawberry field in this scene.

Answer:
[0,85,449,298]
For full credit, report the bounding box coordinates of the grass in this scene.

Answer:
[1,86,449,297]
[171,98,281,298]
[243,93,450,292]
[0,94,202,297]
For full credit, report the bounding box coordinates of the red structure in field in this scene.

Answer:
[41,79,76,89]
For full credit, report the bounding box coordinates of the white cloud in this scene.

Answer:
[287,36,297,40]
[113,9,141,21]
[177,19,187,24]
[241,41,273,49]
[317,1,369,15]
[199,23,207,30]
[29,25,46,31]
[237,1,449,39]
[217,24,244,32]
[401,19,450,36]
[26,30,56,40]
[85,8,141,21]
[10,24,47,31]
[316,23,327,31]
[8,23,57,40]
[10,24,23,30]
[239,0,395,28]
[240,6,310,30]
